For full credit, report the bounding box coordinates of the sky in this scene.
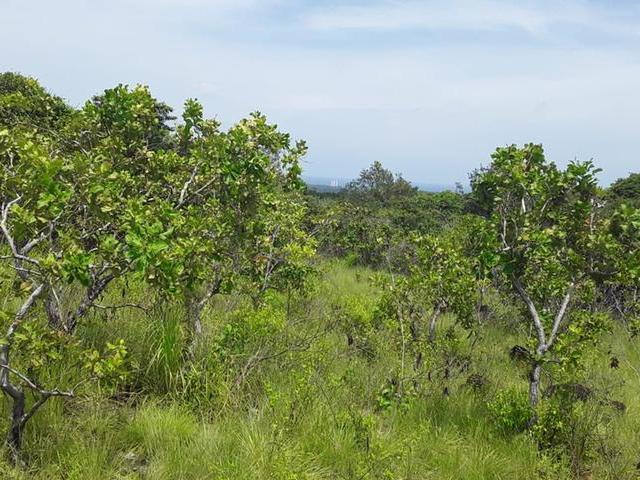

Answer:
[1,0,639,186]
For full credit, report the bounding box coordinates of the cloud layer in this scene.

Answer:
[1,0,639,184]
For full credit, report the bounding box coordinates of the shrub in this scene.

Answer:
[487,388,532,434]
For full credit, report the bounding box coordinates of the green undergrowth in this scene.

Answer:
[0,260,639,479]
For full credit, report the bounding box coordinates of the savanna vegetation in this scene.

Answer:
[0,72,639,479]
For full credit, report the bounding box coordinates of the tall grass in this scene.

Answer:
[0,260,638,478]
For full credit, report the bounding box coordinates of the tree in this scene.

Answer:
[170,101,313,341]
[0,85,189,333]
[609,172,640,208]
[0,84,189,458]
[0,72,72,132]
[317,161,466,269]
[88,85,176,151]
[375,233,477,396]
[344,161,416,207]
[472,144,626,408]
[603,204,640,328]
[411,235,477,343]
[319,201,394,267]
[0,81,314,458]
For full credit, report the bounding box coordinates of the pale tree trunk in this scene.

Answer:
[427,315,437,343]
[186,294,204,336]
[184,292,204,355]
[512,277,575,410]
[529,362,542,407]
[427,303,443,343]
[184,278,222,353]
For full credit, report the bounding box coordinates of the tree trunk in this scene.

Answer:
[184,291,205,355]
[414,351,423,370]
[6,391,25,464]
[1,346,26,464]
[410,319,420,342]
[428,306,441,343]
[185,294,204,336]
[411,318,423,371]
[184,279,222,344]
[526,361,543,427]
[192,308,203,337]
[0,284,45,463]
[44,289,63,330]
[529,362,542,407]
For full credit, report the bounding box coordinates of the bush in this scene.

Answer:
[487,388,532,434]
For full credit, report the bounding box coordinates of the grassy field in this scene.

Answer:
[1,260,639,479]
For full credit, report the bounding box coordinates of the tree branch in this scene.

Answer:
[0,197,23,258]
[66,272,116,332]
[177,164,199,207]
[548,283,575,347]
[13,284,45,324]
[512,276,547,349]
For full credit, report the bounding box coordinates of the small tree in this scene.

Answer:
[0,72,72,132]
[0,85,185,458]
[318,161,467,269]
[344,161,416,208]
[0,78,315,459]
[375,233,477,395]
[171,101,314,340]
[604,204,640,330]
[608,172,640,208]
[472,144,623,407]
[1,85,187,335]
[411,234,477,343]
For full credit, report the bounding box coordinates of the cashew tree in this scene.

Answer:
[0,72,72,132]
[1,85,185,333]
[604,204,640,330]
[0,84,186,459]
[170,101,314,341]
[411,234,478,343]
[471,144,628,407]
[0,78,314,459]
[375,233,477,394]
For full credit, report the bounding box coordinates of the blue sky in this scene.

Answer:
[1,0,639,185]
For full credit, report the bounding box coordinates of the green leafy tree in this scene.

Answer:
[375,233,477,396]
[317,162,466,269]
[472,144,629,407]
[603,204,640,330]
[0,72,72,133]
[1,85,187,333]
[344,160,416,207]
[88,85,176,151]
[608,172,640,208]
[0,84,187,458]
[0,80,314,458]
[170,102,313,341]
[319,201,394,267]
[411,234,478,343]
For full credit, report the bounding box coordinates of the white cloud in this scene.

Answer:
[304,0,640,37]
[1,0,639,183]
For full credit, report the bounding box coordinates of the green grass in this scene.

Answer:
[0,260,639,478]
